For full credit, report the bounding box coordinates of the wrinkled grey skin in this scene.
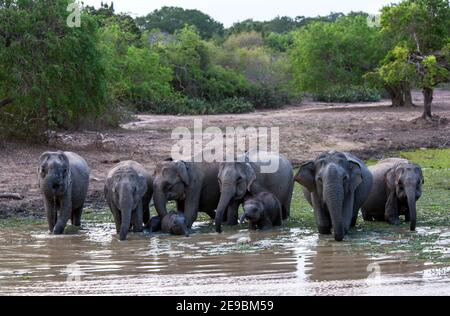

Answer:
[216,151,294,233]
[161,211,189,237]
[104,161,153,241]
[149,216,162,233]
[362,158,423,231]
[153,159,220,228]
[38,151,90,235]
[240,192,282,230]
[295,151,372,241]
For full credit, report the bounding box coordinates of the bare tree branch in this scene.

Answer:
[0,193,24,200]
[0,97,13,108]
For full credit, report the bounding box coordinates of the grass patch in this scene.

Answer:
[0,217,46,229]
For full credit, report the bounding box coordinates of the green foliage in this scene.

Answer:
[135,6,224,40]
[182,97,254,115]
[381,0,450,53]
[313,85,381,103]
[290,14,384,96]
[264,32,293,52]
[98,22,176,112]
[0,0,112,140]
[223,31,264,50]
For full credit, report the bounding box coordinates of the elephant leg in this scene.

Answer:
[226,200,239,226]
[177,200,185,212]
[143,204,150,227]
[260,217,273,231]
[184,204,198,229]
[71,206,83,227]
[205,209,216,220]
[132,203,144,233]
[249,222,257,230]
[385,193,400,225]
[361,209,373,221]
[53,195,72,235]
[404,210,410,222]
[44,197,57,233]
[311,192,331,234]
[282,184,293,220]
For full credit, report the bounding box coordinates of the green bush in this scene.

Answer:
[247,85,291,109]
[213,97,255,113]
[0,0,115,141]
[314,85,381,103]
[182,97,254,115]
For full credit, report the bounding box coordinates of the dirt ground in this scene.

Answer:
[1,90,449,218]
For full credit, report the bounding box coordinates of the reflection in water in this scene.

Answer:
[0,223,448,295]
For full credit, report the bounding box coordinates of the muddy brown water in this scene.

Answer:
[0,222,449,296]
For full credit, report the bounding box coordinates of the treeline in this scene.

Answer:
[1,0,449,140]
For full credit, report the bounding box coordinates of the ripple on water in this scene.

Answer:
[0,223,449,295]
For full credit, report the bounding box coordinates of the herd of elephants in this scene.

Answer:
[37,150,424,241]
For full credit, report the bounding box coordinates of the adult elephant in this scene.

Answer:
[295,151,372,241]
[104,161,153,241]
[37,151,90,234]
[362,158,423,231]
[215,151,294,233]
[153,159,220,228]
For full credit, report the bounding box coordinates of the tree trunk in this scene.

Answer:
[386,86,404,107]
[422,87,433,119]
[403,85,415,107]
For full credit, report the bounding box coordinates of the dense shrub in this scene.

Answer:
[313,86,381,103]
[99,22,176,112]
[175,97,254,115]
[0,0,112,140]
[247,85,291,109]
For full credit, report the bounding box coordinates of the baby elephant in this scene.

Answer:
[38,151,90,235]
[161,211,189,237]
[104,161,153,241]
[240,192,282,230]
[362,158,424,231]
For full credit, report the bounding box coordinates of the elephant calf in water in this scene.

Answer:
[104,161,153,241]
[241,192,283,230]
[362,158,424,231]
[38,151,90,235]
[150,211,189,237]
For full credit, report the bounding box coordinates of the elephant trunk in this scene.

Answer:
[215,186,235,233]
[240,212,247,224]
[324,180,345,242]
[406,188,417,231]
[119,194,133,241]
[153,187,168,219]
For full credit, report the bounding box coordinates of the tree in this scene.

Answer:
[98,22,175,111]
[290,14,384,95]
[368,44,417,107]
[0,0,109,139]
[380,0,450,118]
[135,6,224,40]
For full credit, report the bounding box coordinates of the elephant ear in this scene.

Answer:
[37,152,51,183]
[136,173,148,198]
[348,161,363,192]
[384,168,398,216]
[244,163,257,192]
[175,161,190,186]
[56,151,70,167]
[295,161,315,192]
[414,165,424,185]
